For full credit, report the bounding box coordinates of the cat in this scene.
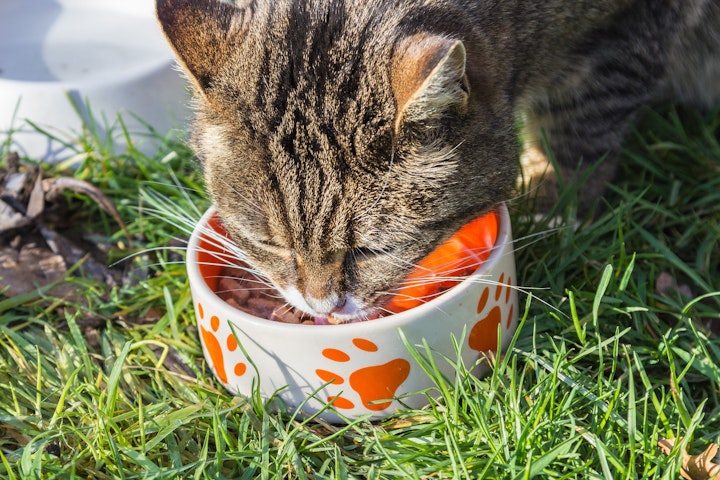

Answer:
[156,0,720,322]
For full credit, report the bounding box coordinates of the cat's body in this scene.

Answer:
[157,0,720,321]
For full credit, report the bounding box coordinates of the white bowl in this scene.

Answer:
[187,205,519,422]
[0,0,189,162]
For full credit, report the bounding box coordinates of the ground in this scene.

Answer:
[0,104,718,478]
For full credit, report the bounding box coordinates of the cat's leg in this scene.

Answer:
[666,1,720,109]
[521,86,644,214]
[521,3,684,214]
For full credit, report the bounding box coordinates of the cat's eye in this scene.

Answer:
[258,239,282,250]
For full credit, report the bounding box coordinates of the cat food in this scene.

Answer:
[215,265,319,325]
[211,211,499,325]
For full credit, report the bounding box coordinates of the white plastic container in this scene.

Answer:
[0,0,189,162]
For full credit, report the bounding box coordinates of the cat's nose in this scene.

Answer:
[330,295,348,314]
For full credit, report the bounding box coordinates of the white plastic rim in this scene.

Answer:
[0,0,190,162]
[187,203,519,422]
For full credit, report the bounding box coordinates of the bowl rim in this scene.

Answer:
[186,203,513,334]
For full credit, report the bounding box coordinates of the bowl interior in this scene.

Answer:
[385,211,498,313]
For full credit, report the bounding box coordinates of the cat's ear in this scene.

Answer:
[156,0,249,96]
[392,35,469,130]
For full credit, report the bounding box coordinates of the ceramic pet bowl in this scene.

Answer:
[187,205,519,422]
[0,0,189,162]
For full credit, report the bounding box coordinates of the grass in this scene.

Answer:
[0,104,719,479]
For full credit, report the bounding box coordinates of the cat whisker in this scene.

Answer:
[384,273,564,318]
[213,287,276,297]
[277,302,298,316]
[170,214,253,261]
[356,310,374,323]
[211,267,277,290]
[140,184,204,219]
[129,184,289,302]
[218,178,266,216]
[376,290,452,317]
[353,228,421,270]
[210,270,273,285]
[110,244,186,267]
[141,209,198,237]
[507,226,572,248]
[141,175,207,217]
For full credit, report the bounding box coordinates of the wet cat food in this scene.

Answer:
[215,264,321,325]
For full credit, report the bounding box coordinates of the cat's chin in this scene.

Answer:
[313,303,384,324]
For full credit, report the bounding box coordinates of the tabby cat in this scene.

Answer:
[156,0,720,321]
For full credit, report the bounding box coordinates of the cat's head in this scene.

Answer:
[157,0,517,321]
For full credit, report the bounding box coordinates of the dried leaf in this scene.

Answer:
[149,343,197,378]
[0,421,32,447]
[0,198,32,232]
[37,224,116,286]
[0,165,37,233]
[0,243,70,297]
[384,414,436,429]
[43,176,133,246]
[656,271,694,299]
[659,437,720,480]
[26,168,45,218]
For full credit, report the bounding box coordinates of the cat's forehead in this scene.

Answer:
[224,2,397,127]
[263,144,384,246]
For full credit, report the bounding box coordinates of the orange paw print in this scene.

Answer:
[468,272,515,352]
[316,338,411,411]
[197,302,247,384]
